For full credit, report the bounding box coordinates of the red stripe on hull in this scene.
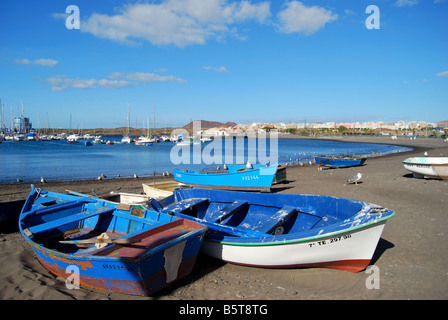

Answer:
[222,259,372,273]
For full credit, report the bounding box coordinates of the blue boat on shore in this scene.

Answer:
[149,188,395,273]
[173,162,279,192]
[314,154,367,168]
[18,185,207,296]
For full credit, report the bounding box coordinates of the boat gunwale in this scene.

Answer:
[315,154,367,160]
[18,187,207,264]
[402,157,448,165]
[209,212,394,247]
[23,223,207,264]
[167,189,395,247]
[173,163,278,177]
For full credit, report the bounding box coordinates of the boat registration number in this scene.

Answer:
[242,175,259,181]
[308,234,352,248]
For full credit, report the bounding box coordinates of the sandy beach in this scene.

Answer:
[1,135,447,301]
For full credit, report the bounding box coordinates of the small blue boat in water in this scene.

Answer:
[314,154,367,168]
[173,162,279,192]
[149,188,394,272]
[18,185,207,296]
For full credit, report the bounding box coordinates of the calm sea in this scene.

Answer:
[0,136,412,184]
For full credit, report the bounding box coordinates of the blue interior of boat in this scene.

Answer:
[20,189,179,254]
[159,188,370,240]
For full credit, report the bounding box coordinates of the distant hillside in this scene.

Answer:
[436,120,448,128]
[183,120,237,129]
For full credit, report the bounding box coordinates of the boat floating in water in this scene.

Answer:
[173,162,279,192]
[314,154,367,168]
[150,188,395,273]
[402,157,448,180]
[19,185,207,296]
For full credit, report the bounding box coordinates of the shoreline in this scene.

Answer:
[0,135,431,190]
[1,135,448,300]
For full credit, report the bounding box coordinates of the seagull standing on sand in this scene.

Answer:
[40,177,46,183]
[347,173,363,185]
[424,151,428,157]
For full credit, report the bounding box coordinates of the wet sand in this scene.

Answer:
[1,135,447,300]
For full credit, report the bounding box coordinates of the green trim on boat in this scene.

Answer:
[213,212,395,247]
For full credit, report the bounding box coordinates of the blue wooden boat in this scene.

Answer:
[173,162,278,192]
[314,154,367,168]
[150,188,394,273]
[18,185,207,296]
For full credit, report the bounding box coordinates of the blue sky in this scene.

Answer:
[1,0,447,129]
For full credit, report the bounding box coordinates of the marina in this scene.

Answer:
[0,135,411,184]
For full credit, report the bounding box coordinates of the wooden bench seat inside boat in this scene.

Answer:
[256,205,297,234]
[211,200,249,223]
[33,199,92,215]
[164,198,208,213]
[74,219,192,258]
[27,206,115,236]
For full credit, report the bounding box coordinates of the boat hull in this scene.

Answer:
[201,221,386,272]
[158,188,394,273]
[19,187,207,296]
[26,229,204,296]
[403,157,448,180]
[315,155,367,168]
[173,163,278,192]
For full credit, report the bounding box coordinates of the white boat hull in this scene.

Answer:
[403,157,448,180]
[201,221,386,272]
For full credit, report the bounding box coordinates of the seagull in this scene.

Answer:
[16,178,22,184]
[424,151,428,157]
[40,177,46,183]
[347,173,363,185]
[134,173,138,178]
[101,173,107,178]
[246,161,253,169]
[97,176,102,181]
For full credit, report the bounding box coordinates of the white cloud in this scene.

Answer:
[276,1,338,35]
[45,76,131,91]
[437,71,448,77]
[110,72,187,83]
[15,58,58,67]
[44,71,186,91]
[202,66,230,73]
[394,0,418,7]
[80,0,271,47]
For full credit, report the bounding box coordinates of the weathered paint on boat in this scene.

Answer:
[19,186,207,296]
[152,188,394,273]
